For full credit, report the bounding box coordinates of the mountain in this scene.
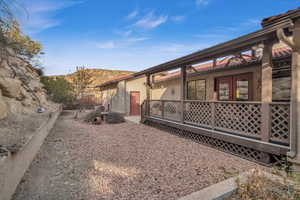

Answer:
[52,68,135,89]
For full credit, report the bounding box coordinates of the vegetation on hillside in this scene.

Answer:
[61,68,134,88]
[41,76,75,106]
[1,21,43,60]
[0,0,43,73]
[47,68,134,108]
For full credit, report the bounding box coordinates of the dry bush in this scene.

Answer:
[234,169,300,200]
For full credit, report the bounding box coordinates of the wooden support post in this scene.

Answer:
[290,51,300,160]
[261,40,274,102]
[161,100,165,119]
[289,18,300,164]
[146,74,151,116]
[276,19,300,167]
[180,66,187,123]
[251,49,256,58]
[260,40,274,142]
[211,102,215,129]
[261,103,270,142]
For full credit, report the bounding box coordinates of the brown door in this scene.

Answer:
[233,73,253,101]
[130,91,140,116]
[217,76,233,101]
[216,73,253,101]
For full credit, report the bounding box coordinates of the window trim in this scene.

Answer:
[187,79,206,100]
[216,73,253,101]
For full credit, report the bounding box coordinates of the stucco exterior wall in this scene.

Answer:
[152,64,262,101]
[189,65,262,101]
[125,76,147,115]
[100,76,147,115]
[152,78,181,100]
[101,84,117,111]
[110,80,126,113]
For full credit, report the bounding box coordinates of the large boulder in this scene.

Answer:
[0,59,14,77]
[0,90,8,120]
[0,77,22,98]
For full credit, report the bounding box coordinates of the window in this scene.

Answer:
[187,79,206,100]
[235,80,249,100]
[216,73,252,101]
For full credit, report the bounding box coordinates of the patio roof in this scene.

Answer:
[99,46,292,87]
[262,7,300,27]
[154,47,292,83]
[133,8,300,76]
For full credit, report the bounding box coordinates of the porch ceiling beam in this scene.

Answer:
[134,20,293,76]
[188,65,198,73]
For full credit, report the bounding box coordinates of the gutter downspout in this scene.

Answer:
[276,26,297,158]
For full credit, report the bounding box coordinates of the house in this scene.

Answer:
[99,44,291,115]
[99,73,146,115]
[98,7,300,168]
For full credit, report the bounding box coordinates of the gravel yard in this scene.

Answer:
[13,111,263,200]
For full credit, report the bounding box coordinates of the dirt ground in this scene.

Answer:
[0,105,58,152]
[13,110,263,200]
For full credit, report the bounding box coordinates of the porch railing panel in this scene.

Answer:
[163,100,181,122]
[184,101,212,128]
[145,100,290,146]
[214,102,262,139]
[270,102,290,145]
[149,100,162,117]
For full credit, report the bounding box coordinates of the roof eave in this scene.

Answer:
[134,19,293,76]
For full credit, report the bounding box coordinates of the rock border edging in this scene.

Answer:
[178,169,286,200]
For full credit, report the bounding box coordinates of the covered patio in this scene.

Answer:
[137,8,300,164]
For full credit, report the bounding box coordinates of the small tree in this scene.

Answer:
[41,76,75,106]
[1,20,43,60]
[72,66,93,100]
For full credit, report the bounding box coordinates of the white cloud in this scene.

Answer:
[96,41,116,49]
[126,9,139,20]
[116,29,133,37]
[171,15,186,23]
[96,37,149,49]
[195,0,210,7]
[17,0,83,34]
[125,37,149,43]
[134,11,168,29]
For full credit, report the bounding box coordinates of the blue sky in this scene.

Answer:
[14,0,300,75]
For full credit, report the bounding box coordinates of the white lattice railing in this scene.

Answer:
[149,100,162,117]
[270,102,290,145]
[147,100,290,145]
[214,102,262,138]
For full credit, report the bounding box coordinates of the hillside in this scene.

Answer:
[52,68,135,89]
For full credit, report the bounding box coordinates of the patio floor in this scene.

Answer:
[13,111,263,200]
